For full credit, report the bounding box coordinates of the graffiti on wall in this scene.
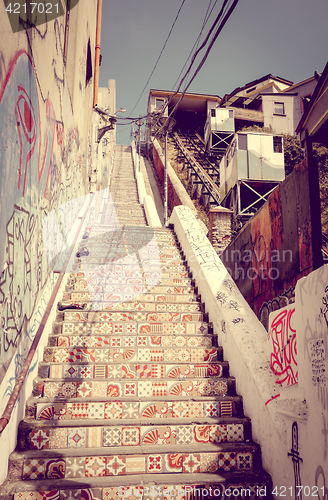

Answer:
[0,17,86,386]
[288,422,303,500]
[221,165,313,327]
[268,304,297,387]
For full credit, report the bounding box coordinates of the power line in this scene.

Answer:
[128,0,187,117]
[172,0,219,91]
[154,0,239,136]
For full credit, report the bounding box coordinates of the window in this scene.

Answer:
[274,102,285,115]
[238,134,247,150]
[211,108,216,117]
[155,98,165,109]
[86,39,92,85]
[273,136,282,153]
[229,109,233,118]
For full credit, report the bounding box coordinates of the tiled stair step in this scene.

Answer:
[71,275,194,286]
[38,376,235,400]
[11,474,273,500]
[59,311,206,323]
[71,265,191,280]
[73,261,188,272]
[69,284,195,294]
[18,419,251,451]
[56,303,203,314]
[32,397,243,421]
[82,227,177,240]
[14,443,261,482]
[48,333,216,348]
[75,255,186,267]
[55,321,212,336]
[44,345,222,364]
[41,361,228,379]
[63,291,199,303]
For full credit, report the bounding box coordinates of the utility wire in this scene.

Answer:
[128,0,187,117]
[154,0,239,136]
[172,0,219,91]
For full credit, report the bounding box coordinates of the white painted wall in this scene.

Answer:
[262,94,296,135]
[169,205,319,498]
[295,265,328,493]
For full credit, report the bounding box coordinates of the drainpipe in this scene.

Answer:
[93,0,102,108]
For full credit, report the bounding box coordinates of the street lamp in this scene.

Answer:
[159,116,176,225]
[95,107,126,143]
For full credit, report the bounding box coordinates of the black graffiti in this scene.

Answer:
[0,206,47,356]
[288,422,303,500]
[232,317,245,324]
[319,285,328,328]
[216,291,228,304]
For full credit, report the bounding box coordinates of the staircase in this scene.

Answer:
[1,145,272,499]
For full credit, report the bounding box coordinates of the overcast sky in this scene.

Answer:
[99,0,328,145]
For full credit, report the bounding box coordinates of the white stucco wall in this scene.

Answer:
[169,205,315,498]
[262,94,296,135]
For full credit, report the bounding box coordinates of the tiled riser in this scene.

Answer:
[13,483,268,500]
[61,312,204,322]
[25,423,246,450]
[73,276,193,286]
[65,293,198,303]
[22,451,254,479]
[46,363,226,379]
[51,335,215,348]
[46,348,220,364]
[59,322,211,335]
[35,400,239,421]
[71,285,194,293]
[58,303,202,312]
[40,378,232,399]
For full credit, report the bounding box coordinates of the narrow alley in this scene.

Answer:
[1,145,272,499]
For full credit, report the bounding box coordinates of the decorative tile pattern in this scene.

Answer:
[85,456,106,477]
[182,453,200,473]
[65,457,85,478]
[106,456,126,476]
[20,218,267,492]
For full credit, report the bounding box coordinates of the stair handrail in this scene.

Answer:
[0,194,94,434]
[173,131,221,205]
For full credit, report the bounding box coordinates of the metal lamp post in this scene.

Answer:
[159,117,176,225]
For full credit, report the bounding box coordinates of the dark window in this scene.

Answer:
[273,136,283,153]
[86,39,92,85]
[229,109,233,118]
[238,134,247,150]
[274,102,285,115]
[211,108,216,117]
[155,98,165,109]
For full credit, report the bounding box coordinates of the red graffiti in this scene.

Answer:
[56,122,65,157]
[15,84,37,196]
[39,98,56,196]
[268,307,298,386]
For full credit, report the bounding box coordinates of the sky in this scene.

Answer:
[99,0,328,145]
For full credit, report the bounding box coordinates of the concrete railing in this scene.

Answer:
[131,141,162,228]
[169,204,302,494]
